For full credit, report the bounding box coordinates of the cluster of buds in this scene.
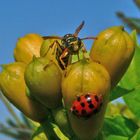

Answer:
[0,24,135,140]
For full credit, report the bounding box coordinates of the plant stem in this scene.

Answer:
[0,91,22,126]
[94,131,105,140]
[41,121,60,140]
[40,111,61,140]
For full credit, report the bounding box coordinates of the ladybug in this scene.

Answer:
[70,93,103,118]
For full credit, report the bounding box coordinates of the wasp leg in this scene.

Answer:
[81,45,90,60]
[42,40,61,57]
[51,40,62,56]
[82,45,87,53]
[43,60,53,70]
[82,46,87,58]
[77,52,80,61]
[43,40,62,68]
[59,48,69,69]
[42,41,55,57]
[68,55,72,65]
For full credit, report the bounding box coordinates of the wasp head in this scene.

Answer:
[61,34,82,54]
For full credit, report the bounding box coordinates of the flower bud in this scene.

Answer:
[0,62,47,122]
[90,26,135,88]
[24,55,62,109]
[62,59,111,140]
[14,34,43,64]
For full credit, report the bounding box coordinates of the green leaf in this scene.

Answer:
[106,135,128,140]
[123,86,140,119]
[103,115,138,137]
[120,31,140,89]
[110,86,134,101]
[6,119,18,128]
[21,114,32,129]
[0,123,19,139]
[116,12,140,33]
[118,30,140,119]
[31,125,44,140]
[126,18,140,29]
[52,123,69,140]
[130,30,139,47]
[131,128,140,140]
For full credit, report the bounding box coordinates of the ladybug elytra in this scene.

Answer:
[70,93,103,118]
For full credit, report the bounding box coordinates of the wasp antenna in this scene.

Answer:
[81,37,97,40]
[74,21,85,37]
[43,36,62,40]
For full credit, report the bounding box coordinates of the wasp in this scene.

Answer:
[43,21,96,69]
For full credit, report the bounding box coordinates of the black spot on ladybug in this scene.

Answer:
[77,96,81,102]
[89,103,94,109]
[81,109,87,115]
[73,106,76,110]
[87,97,92,104]
[85,94,90,98]
[80,102,85,107]
[94,95,99,102]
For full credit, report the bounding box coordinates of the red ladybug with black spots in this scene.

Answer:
[70,93,103,118]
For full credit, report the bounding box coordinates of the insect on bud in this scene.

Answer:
[62,59,111,140]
